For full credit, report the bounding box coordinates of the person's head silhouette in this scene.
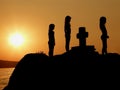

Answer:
[100,16,106,24]
[49,24,55,31]
[65,15,71,23]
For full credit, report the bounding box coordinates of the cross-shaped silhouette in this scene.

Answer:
[77,27,88,47]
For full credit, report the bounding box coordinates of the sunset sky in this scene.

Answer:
[0,0,120,61]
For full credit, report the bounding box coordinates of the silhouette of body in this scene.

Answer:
[64,16,71,52]
[99,16,109,55]
[48,24,55,57]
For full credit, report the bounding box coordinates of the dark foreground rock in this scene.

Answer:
[3,52,120,90]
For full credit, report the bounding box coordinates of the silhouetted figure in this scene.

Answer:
[99,16,109,55]
[48,24,55,57]
[77,27,88,47]
[64,15,71,52]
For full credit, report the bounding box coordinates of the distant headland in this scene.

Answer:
[0,60,18,68]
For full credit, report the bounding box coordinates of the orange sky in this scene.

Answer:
[0,0,120,61]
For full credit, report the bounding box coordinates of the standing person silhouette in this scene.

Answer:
[64,15,71,52]
[99,16,109,55]
[48,24,55,57]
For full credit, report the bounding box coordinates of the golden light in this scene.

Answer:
[9,32,24,47]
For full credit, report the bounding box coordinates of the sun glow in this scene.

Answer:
[9,32,24,47]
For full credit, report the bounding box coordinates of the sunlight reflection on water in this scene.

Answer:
[0,68,14,90]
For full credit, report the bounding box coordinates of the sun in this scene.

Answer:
[9,32,24,47]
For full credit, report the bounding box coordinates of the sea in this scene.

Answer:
[0,68,14,90]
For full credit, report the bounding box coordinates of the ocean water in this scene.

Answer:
[0,68,14,90]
